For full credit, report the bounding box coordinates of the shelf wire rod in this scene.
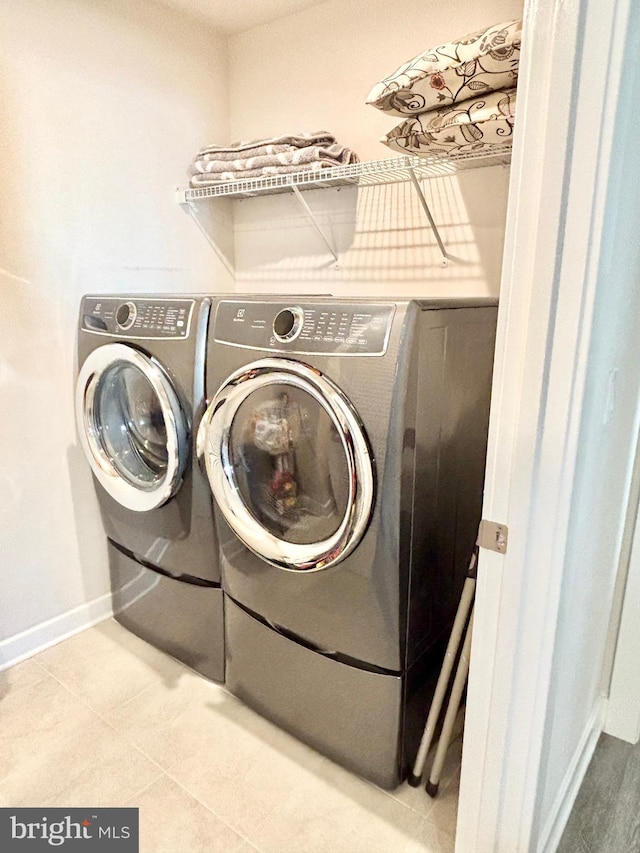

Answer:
[183,201,235,278]
[290,183,340,267]
[408,168,448,267]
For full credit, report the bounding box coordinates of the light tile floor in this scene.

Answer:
[0,620,461,853]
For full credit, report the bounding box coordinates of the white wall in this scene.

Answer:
[0,0,230,664]
[227,0,522,297]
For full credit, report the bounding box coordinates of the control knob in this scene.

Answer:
[273,307,304,343]
[116,301,137,331]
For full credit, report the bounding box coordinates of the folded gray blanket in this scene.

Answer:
[191,143,357,176]
[196,131,337,161]
[189,141,359,186]
[190,154,359,186]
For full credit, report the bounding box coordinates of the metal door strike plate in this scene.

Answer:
[478,519,509,554]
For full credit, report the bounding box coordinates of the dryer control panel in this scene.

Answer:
[81,296,195,339]
[214,300,395,355]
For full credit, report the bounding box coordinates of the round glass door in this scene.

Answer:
[94,363,170,487]
[198,358,375,572]
[76,344,188,511]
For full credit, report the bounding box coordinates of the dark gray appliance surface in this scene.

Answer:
[109,541,224,682]
[206,295,497,786]
[225,596,402,787]
[208,298,497,671]
[77,294,219,584]
[225,596,446,788]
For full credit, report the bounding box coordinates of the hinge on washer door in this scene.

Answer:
[478,519,509,555]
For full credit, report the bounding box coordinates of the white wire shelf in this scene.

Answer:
[176,144,512,268]
[176,146,512,203]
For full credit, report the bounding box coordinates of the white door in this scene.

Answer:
[457,0,639,850]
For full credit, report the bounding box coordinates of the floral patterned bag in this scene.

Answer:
[382,88,517,157]
[366,20,521,117]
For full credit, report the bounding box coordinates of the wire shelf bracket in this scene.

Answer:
[408,167,448,267]
[290,183,340,268]
[181,199,235,278]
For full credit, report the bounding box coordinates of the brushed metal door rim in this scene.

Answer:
[198,357,375,572]
[76,343,188,512]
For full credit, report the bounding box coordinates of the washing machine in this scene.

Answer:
[197,296,497,787]
[75,294,224,681]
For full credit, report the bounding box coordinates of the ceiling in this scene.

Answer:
[157,0,329,34]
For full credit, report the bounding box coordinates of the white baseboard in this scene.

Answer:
[0,593,113,671]
[538,696,608,853]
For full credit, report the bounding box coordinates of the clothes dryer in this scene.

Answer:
[198,297,497,786]
[76,294,224,681]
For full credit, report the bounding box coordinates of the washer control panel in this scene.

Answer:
[81,297,195,339]
[214,300,395,355]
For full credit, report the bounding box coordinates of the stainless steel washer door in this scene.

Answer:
[198,358,375,572]
[76,343,188,511]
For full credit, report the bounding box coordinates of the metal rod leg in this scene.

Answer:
[408,574,476,786]
[426,609,474,798]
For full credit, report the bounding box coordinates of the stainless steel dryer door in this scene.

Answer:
[198,358,375,572]
[76,343,189,511]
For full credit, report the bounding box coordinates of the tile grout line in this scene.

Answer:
[401,813,456,853]
[160,766,264,852]
[31,636,195,725]
[15,659,176,785]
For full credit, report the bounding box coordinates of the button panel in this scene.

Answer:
[81,297,195,339]
[214,300,395,355]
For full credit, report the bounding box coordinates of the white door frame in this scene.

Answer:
[604,452,640,744]
[456,0,635,849]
